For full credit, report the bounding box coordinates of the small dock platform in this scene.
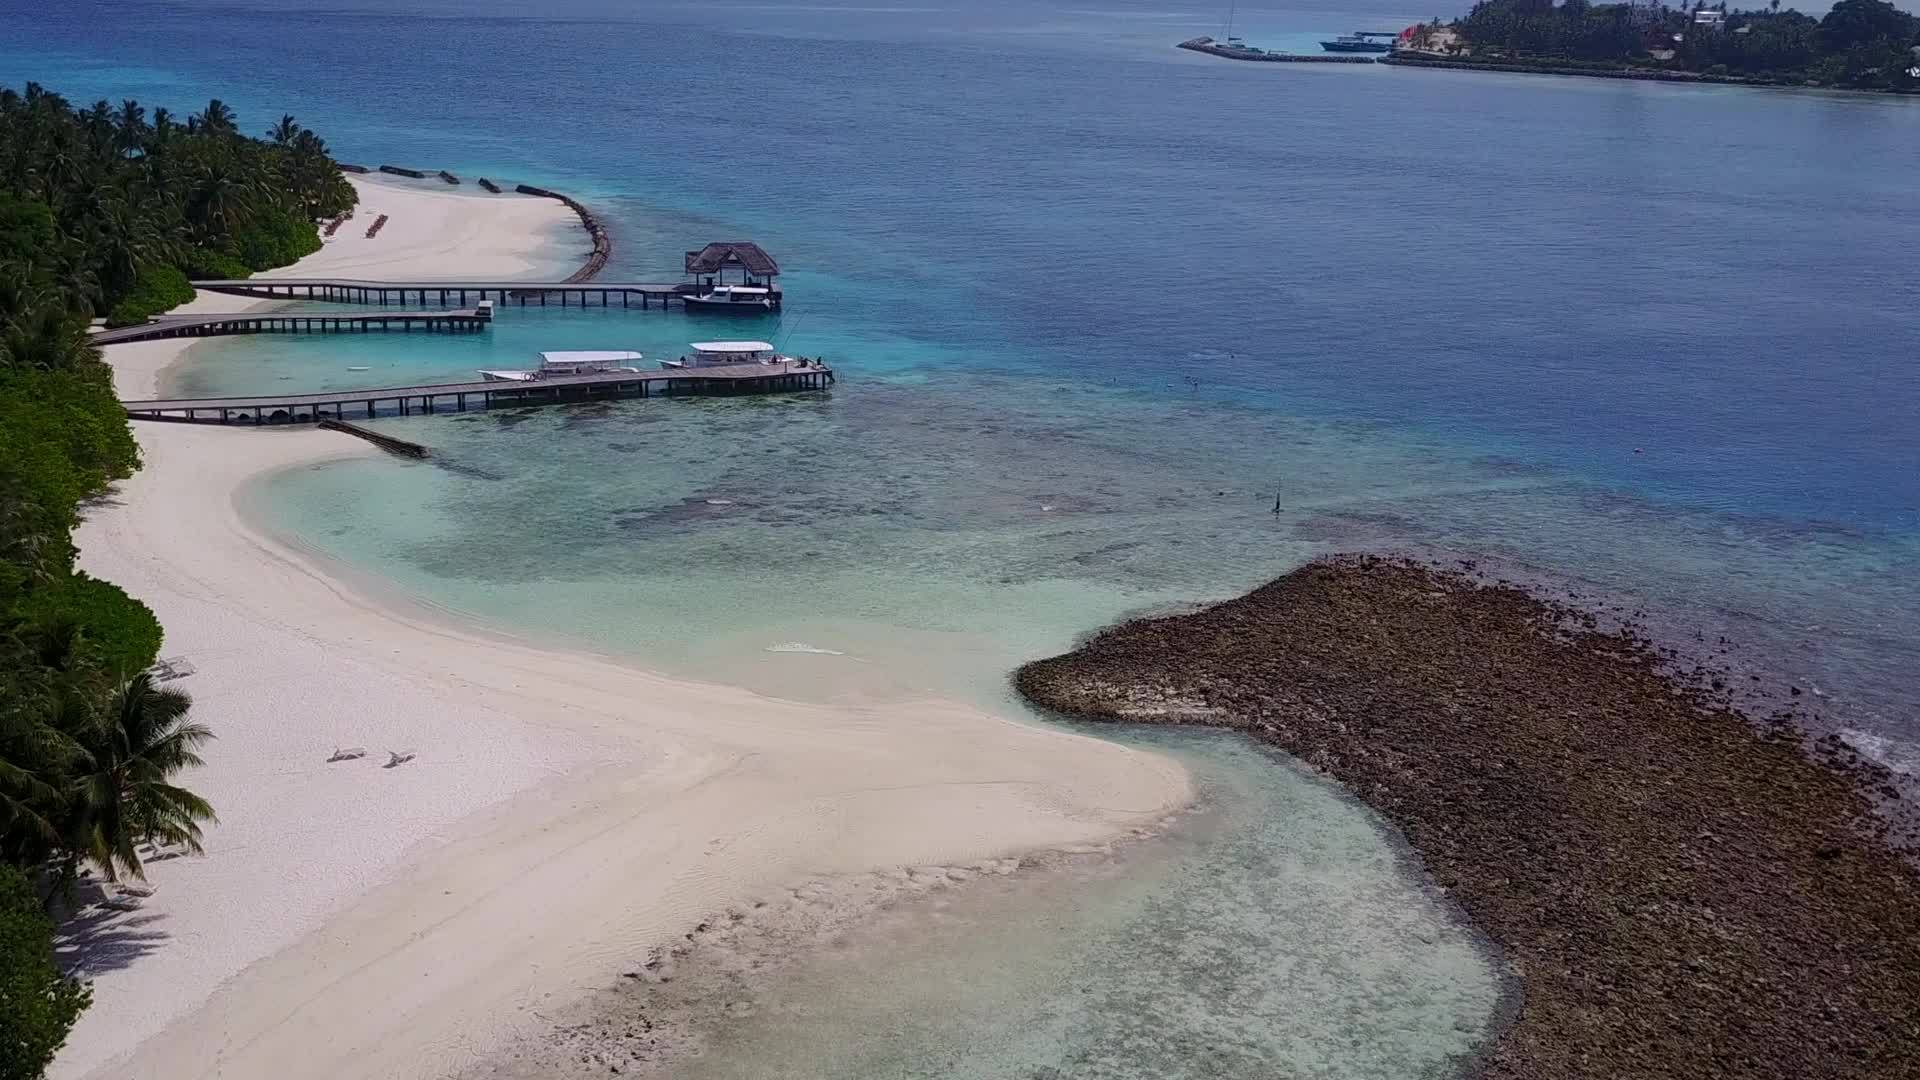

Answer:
[94,309,489,345]
[122,362,834,425]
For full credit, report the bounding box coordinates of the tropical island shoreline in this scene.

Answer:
[1016,555,1920,1080]
[1179,0,1920,96]
[54,176,1193,1078]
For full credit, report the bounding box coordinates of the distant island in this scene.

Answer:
[1187,0,1920,92]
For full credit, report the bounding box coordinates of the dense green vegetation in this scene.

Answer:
[0,84,354,324]
[1,82,353,1077]
[1432,0,1920,88]
[0,866,89,1080]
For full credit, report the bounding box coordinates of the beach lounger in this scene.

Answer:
[150,656,196,681]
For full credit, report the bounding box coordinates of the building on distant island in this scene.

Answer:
[1396,23,1465,56]
[1691,4,1728,28]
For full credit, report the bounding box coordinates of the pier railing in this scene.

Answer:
[122,363,835,425]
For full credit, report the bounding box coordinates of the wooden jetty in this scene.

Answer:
[93,309,490,346]
[187,278,771,311]
[121,362,835,425]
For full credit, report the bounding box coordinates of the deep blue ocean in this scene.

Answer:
[7,0,1916,734]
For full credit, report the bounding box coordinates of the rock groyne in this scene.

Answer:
[516,184,612,283]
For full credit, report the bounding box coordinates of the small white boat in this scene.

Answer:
[660,341,799,370]
[680,284,776,313]
[479,350,644,382]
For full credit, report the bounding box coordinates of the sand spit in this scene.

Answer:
[466,834,1165,1079]
[62,179,1189,1079]
[1016,555,1920,1080]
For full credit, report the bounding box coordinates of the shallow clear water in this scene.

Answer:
[540,729,1504,1080]
[12,0,1920,1071]
[14,0,1911,734]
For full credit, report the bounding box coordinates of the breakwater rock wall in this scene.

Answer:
[1178,36,1377,64]
[319,419,429,459]
[516,184,612,283]
[378,164,429,179]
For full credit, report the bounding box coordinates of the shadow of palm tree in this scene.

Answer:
[52,907,172,977]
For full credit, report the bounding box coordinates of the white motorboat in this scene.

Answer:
[659,341,800,370]
[680,284,776,313]
[478,350,644,382]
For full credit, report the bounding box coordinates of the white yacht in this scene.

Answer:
[660,341,798,369]
[681,284,776,313]
[478,350,644,383]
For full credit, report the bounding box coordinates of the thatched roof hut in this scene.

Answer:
[684,242,780,279]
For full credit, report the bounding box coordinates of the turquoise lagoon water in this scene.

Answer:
[662,729,1505,1080]
[10,0,1920,1071]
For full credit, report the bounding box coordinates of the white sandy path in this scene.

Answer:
[62,181,1190,1079]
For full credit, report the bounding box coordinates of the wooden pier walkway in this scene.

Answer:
[93,309,490,346]
[121,362,834,424]
[190,278,778,311]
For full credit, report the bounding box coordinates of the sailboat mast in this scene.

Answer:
[1224,0,1237,41]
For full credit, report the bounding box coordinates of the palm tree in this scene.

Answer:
[193,98,237,137]
[68,673,215,882]
[93,199,174,298]
[113,99,148,157]
[268,113,302,147]
[183,157,261,240]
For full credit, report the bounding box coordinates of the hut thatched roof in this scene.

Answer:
[684,242,780,277]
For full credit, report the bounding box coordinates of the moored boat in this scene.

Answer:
[1320,31,1395,53]
[478,350,644,382]
[659,341,801,370]
[681,284,776,314]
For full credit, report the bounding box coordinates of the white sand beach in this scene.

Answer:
[62,178,1189,1079]
[102,175,578,400]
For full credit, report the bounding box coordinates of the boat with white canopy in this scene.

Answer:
[478,350,644,383]
[681,284,776,313]
[660,341,799,369]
